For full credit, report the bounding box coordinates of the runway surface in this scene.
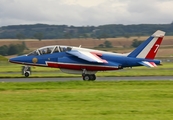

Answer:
[0,76,173,82]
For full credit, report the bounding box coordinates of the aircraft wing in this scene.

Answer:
[138,61,157,67]
[66,50,108,63]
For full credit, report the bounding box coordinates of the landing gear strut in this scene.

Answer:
[23,66,31,77]
[82,69,96,81]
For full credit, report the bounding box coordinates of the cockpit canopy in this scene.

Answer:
[27,45,72,56]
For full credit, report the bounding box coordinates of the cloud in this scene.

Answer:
[124,0,173,24]
[0,0,173,26]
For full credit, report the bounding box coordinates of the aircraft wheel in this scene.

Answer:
[83,74,90,81]
[24,71,30,77]
[83,74,96,81]
[89,74,96,81]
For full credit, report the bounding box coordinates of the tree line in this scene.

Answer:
[0,23,173,40]
[0,42,27,56]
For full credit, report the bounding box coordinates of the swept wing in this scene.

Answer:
[66,50,108,63]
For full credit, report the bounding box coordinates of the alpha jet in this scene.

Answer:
[9,30,165,81]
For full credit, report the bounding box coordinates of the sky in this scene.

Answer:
[0,0,173,27]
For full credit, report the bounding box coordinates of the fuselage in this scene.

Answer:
[9,45,161,72]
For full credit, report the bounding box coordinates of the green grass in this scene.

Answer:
[0,81,173,120]
[0,55,8,61]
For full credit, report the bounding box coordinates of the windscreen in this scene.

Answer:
[27,50,39,56]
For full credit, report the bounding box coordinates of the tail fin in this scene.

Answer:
[128,30,165,59]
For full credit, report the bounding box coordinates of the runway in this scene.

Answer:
[0,76,173,82]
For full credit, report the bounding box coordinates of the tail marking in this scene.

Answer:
[128,30,165,59]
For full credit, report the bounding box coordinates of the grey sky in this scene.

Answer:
[0,0,173,27]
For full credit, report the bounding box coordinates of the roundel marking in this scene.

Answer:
[32,58,38,63]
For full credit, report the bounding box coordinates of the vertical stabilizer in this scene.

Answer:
[128,30,165,59]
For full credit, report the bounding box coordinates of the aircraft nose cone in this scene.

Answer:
[9,56,25,63]
[9,57,17,63]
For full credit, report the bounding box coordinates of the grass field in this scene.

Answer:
[0,81,173,120]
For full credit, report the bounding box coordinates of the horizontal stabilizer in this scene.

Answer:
[139,61,157,67]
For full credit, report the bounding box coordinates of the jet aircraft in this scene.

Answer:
[9,30,165,81]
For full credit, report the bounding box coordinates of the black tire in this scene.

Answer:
[89,74,96,81]
[83,74,90,81]
[24,71,30,77]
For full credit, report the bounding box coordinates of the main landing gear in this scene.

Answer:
[82,74,96,81]
[82,69,96,81]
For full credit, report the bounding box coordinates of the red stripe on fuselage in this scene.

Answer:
[10,61,119,71]
[47,62,118,71]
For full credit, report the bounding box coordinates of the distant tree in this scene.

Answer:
[96,36,101,40]
[104,41,113,48]
[98,44,104,48]
[0,45,8,56]
[34,32,44,41]
[131,39,143,48]
[8,44,19,55]
[97,33,109,40]
[16,42,27,52]
[0,43,28,56]
[21,41,28,50]
[63,32,72,39]
[135,33,142,38]
[82,33,90,39]
[16,33,25,40]
[124,34,130,40]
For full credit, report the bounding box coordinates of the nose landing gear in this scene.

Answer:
[24,71,30,77]
[22,66,31,77]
